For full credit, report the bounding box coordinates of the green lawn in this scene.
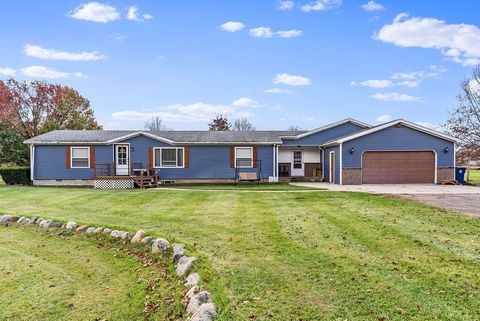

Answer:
[1,186,480,320]
[160,183,317,191]
[467,169,480,185]
[0,225,186,321]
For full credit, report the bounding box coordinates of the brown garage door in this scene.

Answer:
[362,151,435,184]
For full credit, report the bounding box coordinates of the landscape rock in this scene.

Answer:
[40,220,52,229]
[66,222,77,230]
[176,256,196,276]
[131,230,145,243]
[186,291,212,314]
[185,272,201,287]
[110,230,122,238]
[172,243,186,263]
[26,217,37,225]
[76,225,88,232]
[184,286,200,303]
[61,223,66,229]
[120,231,133,240]
[34,218,44,224]
[10,216,19,222]
[86,227,96,234]
[103,228,112,234]
[49,222,62,228]
[141,236,154,245]
[152,238,170,253]
[16,217,26,224]
[22,218,32,225]
[189,303,217,321]
[93,227,104,234]
[0,215,12,223]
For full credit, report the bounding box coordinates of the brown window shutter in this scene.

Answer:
[66,146,71,169]
[230,146,235,168]
[253,146,258,168]
[184,146,190,168]
[148,146,154,168]
[90,146,95,169]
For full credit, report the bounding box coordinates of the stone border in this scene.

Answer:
[0,214,217,321]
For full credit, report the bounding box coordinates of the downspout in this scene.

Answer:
[30,144,35,182]
[339,143,343,185]
[319,146,325,182]
[272,144,276,178]
[276,145,279,178]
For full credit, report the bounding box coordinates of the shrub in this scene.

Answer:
[0,166,31,185]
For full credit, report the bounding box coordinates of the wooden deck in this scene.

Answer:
[94,162,158,189]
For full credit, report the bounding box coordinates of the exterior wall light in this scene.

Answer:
[349,147,354,154]
[444,147,449,153]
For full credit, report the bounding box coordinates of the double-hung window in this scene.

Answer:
[71,147,90,168]
[154,147,184,168]
[235,147,253,168]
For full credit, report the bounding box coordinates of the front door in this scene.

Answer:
[291,151,304,176]
[115,144,129,176]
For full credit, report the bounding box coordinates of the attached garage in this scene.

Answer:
[362,151,435,184]
[322,120,460,185]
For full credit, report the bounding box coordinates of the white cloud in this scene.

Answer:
[276,29,302,38]
[20,66,85,79]
[375,13,480,66]
[301,0,342,12]
[278,1,295,10]
[158,55,166,60]
[232,97,259,107]
[350,79,393,88]
[220,21,245,32]
[371,92,423,102]
[274,73,311,86]
[250,27,274,38]
[24,44,106,61]
[249,27,302,38]
[112,101,256,123]
[0,67,16,77]
[397,80,420,88]
[376,114,392,122]
[68,2,120,23]
[126,6,152,22]
[361,1,385,12]
[263,88,295,94]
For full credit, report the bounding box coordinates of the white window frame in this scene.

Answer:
[71,146,90,169]
[235,146,253,168]
[153,147,185,168]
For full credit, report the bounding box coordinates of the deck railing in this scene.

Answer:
[93,161,157,183]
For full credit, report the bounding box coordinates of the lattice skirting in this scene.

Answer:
[94,179,134,189]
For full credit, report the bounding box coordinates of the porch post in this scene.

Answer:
[275,145,279,178]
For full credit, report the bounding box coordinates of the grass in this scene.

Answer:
[0,224,187,321]
[160,183,316,191]
[1,186,480,320]
[467,169,480,186]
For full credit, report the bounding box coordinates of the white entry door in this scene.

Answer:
[115,144,130,176]
[291,151,304,176]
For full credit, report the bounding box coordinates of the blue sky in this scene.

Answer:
[1,0,479,130]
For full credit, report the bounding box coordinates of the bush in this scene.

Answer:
[0,166,31,185]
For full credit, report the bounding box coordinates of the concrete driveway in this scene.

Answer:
[291,182,480,217]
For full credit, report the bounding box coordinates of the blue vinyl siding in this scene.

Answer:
[282,123,365,146]
[341,125,455,168]
[323,145,340,184]
[34,134,274,180]
[34,145,111,180]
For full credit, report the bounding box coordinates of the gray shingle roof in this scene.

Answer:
[25,130,306,144]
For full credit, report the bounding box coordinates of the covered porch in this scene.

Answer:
[276,145,323,181]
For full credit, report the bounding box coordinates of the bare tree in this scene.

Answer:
[208,114,231,131]
[444,66,480,164]
[288,125,306,131]
[145,116,167,131]
[232,117,256,131]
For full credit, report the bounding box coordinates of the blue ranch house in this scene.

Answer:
[24,118,459,188]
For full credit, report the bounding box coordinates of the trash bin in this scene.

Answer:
[455,167,467,184]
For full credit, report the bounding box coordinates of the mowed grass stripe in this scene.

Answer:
[1,186,480,320]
